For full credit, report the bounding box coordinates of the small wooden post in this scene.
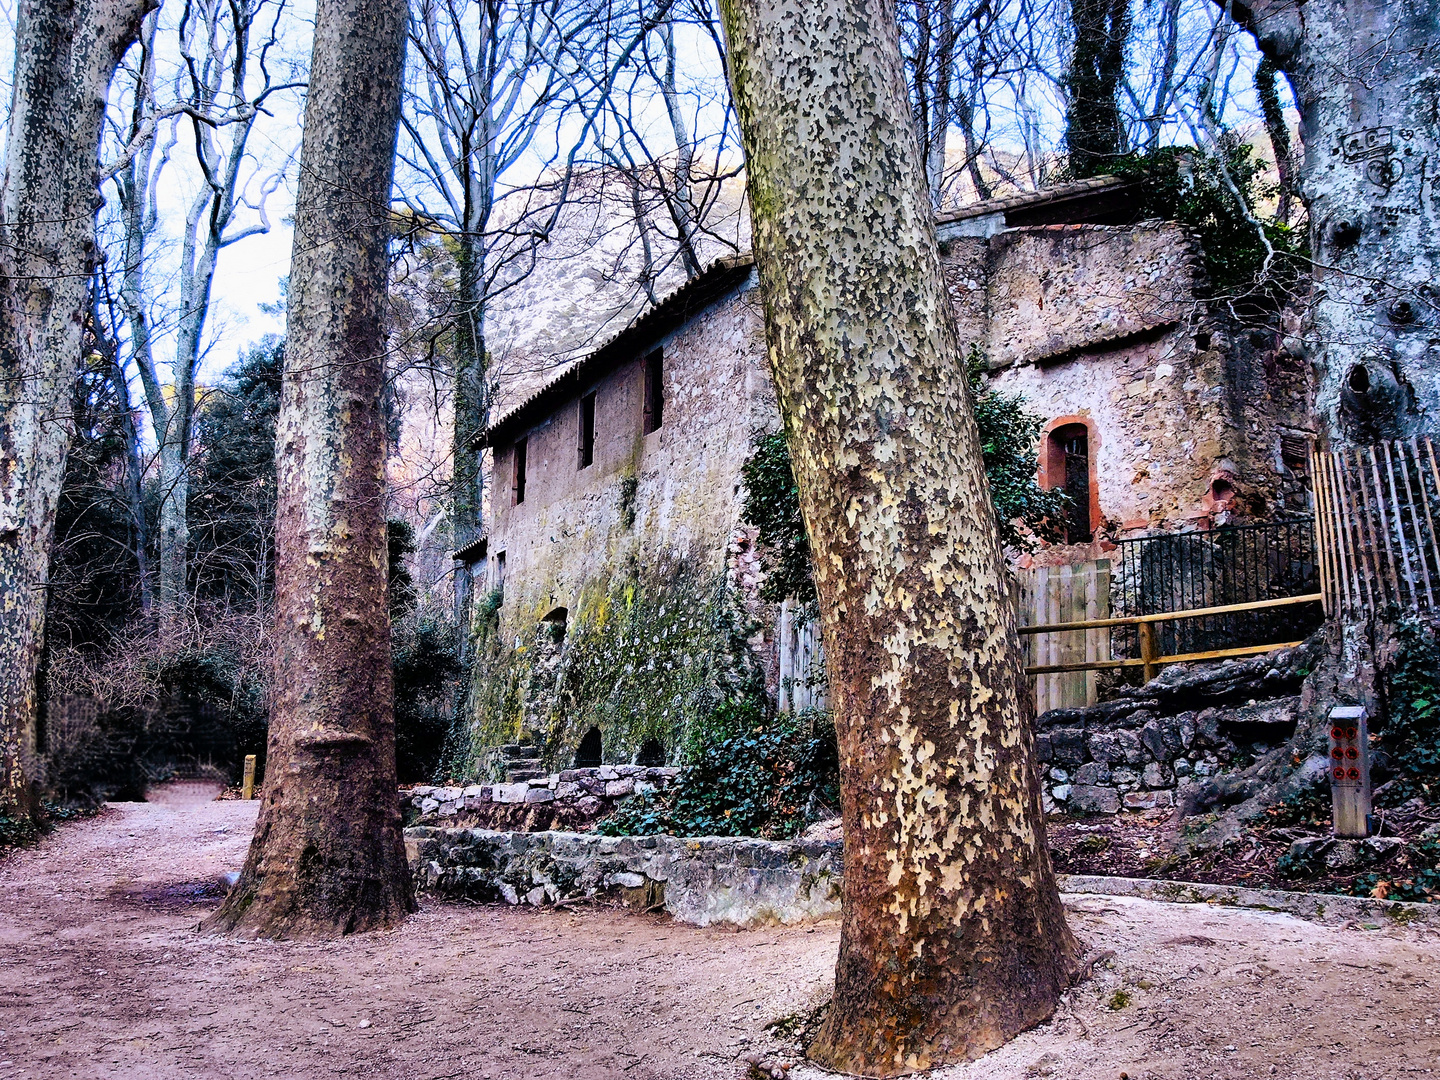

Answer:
[1328,706,1371,838]
[242,754,257,800]
[1139,620,1158,684]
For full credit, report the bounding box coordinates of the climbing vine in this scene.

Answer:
[1374,616,1440,804]
[1105,143,1307,305]
[741,433,816,605]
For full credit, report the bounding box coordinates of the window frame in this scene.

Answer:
[513,437,527,505]
[642,350,664,435]
[579,391,596,470]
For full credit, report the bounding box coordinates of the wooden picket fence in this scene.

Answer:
[1015,560,1112,711]
[1311,436,1440,616]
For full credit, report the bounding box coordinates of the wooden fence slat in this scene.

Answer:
[1347,448,1388,607]
[1335,449,1374,613]
[1408,437,1440,607]
[1396,439,1434,607]
[1368,446,1404,605]
[1381,441,1418,607]
[1316,449,1341,613]
[1325,449,1357,615]
[1311,447,1334,616]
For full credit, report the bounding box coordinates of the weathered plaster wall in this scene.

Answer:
[487,280,776,627]
[939,223,1315,553]
[468,280,782,771]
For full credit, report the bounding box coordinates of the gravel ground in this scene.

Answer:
[2,783,1438,1080]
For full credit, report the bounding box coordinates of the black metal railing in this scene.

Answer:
[1111,518,1323,658]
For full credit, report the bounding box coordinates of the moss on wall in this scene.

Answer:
[462,551,767,776]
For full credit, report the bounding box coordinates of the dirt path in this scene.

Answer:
[1,785,1437,1080]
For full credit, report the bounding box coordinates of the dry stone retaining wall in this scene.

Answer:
[406,765,681,824]
[1035,643,1320,815]
[404,827,843,927]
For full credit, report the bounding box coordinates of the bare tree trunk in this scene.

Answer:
[1224,0,1437,442]
[656,19,703,277]
[1252,57,1294,226]
[956,86,991,201]
[204,0,413,938]
[91,280,152,614]
[118,0,288,633]
[923,0,956,205]
[451,235,486,656]
[0,0,150,822]
[717,0,1079,1072]
[1064,0,1132,177]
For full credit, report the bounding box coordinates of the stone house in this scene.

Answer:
[460,175,1314,774]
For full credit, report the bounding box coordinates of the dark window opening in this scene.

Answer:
[636,738,665,767]
[513,438,527,505]
[642,351,664,434]
[1280,434,1310,473]
[574,726,603,768]
[1048,423,1093,544]
[579,392,596,469]
[494,551,505,603]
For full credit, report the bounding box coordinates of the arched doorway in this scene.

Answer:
[541,606,568,645]
[574,726,602,768]
[635,737,665,767]
[1042,419,1097,543]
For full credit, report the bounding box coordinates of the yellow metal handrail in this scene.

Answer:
[1018,592,1321,681]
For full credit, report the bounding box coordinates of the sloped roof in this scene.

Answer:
[935,174,1139,228]
[484,176,1142,447]
[485,255,755,448]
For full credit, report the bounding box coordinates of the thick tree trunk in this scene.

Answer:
[451,236,486,656]
[0,0,150,822]
[717,0,1079,1073]
[204,0,413,938]
[1063,0,1132,177]
[1226,0,1439,444]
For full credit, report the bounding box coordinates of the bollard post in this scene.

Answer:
[1327,706,1371,838]
[242,754,257,800]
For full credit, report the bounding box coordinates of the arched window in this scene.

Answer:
[541,606,568,645]
[574,727,603,768]
[1043,421,1095,543]
[636,738,665,767]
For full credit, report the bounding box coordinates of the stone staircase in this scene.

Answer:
[500,743,545,783]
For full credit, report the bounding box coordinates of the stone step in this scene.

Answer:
[507,767,546,782]
[501,744,541,760]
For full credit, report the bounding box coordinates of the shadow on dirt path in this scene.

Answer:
[0,784,1437,1079]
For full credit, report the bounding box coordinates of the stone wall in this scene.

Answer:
[406,765,681,827]
[405,827,843,927]
[1035,641,1321,815]
[941,221,1315,551]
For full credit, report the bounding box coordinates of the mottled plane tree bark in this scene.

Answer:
[1223,0,1439,442]
[0,0,151,824]
[204,0,414,937]
[717,0,1079,1073]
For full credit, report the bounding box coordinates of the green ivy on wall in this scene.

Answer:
[459,554,768,775]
